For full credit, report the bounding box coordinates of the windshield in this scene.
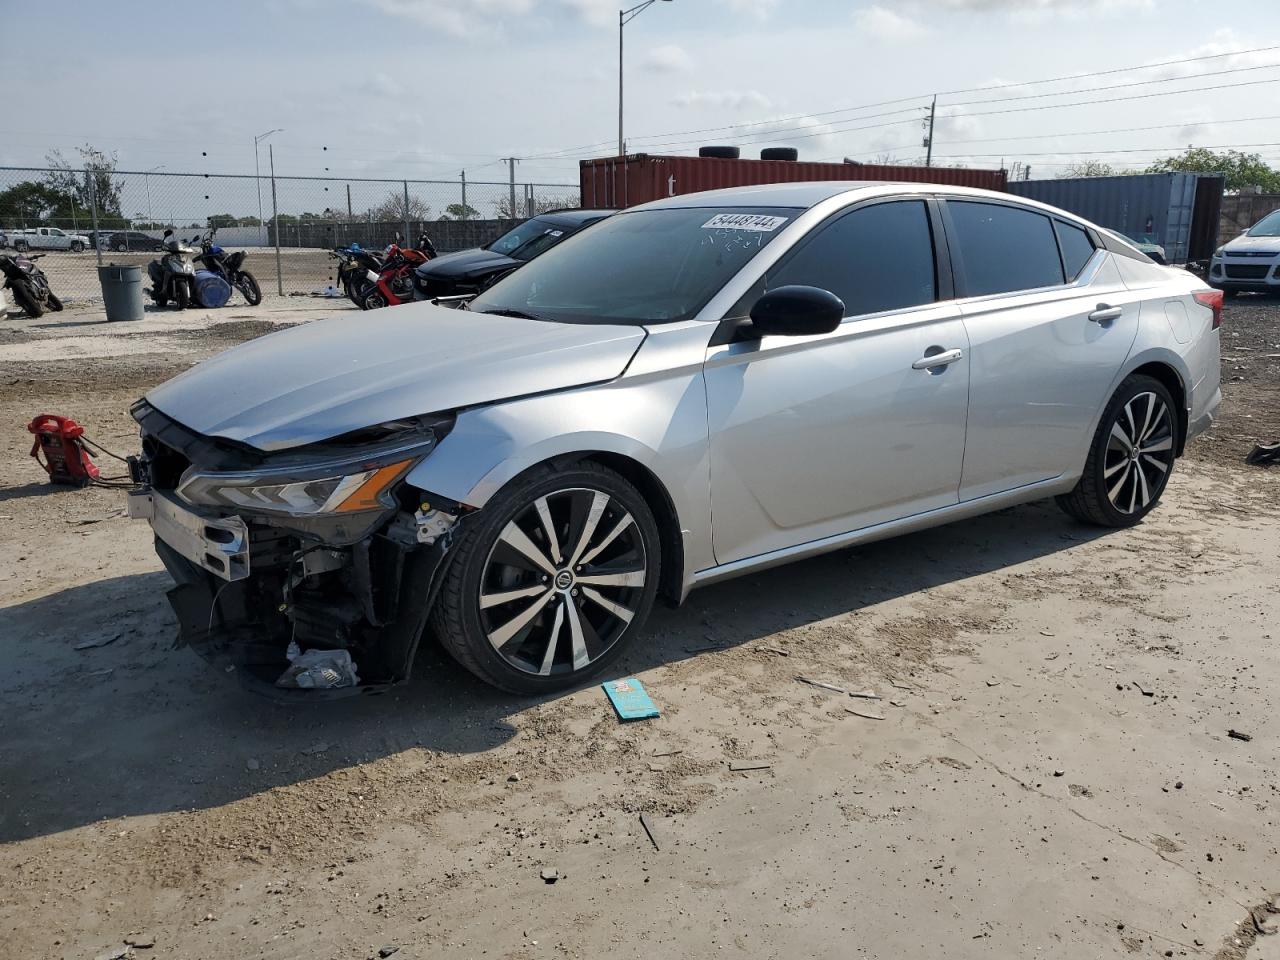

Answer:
[470,206,801,325]
[487,217,566,259]
[1247,210,1280,237]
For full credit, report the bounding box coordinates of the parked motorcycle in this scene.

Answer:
[359,241,434,310]
[330,243,385,306]
[145,231,196,309]
[1,252,62,318]
[193,227,262,305]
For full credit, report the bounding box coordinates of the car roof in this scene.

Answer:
[539,208,614,225]
[635,180,1035,211]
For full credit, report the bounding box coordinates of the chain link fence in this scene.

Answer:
[0,166,580,302]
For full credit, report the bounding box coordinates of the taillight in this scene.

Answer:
[1193,289,1223,330]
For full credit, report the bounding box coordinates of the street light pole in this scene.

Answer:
[618,0,673,158]
[254,128,283,244]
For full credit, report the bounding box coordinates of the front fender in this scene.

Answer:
[404,370,715,580]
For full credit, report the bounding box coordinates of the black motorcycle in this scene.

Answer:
[1,252,62,318]
[330,243,385,306]
[193,228,262,305]
[145,231,196,309]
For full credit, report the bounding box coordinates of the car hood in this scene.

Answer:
[416,248,520,280]
[144,303,647,451]
[1223,234,1280,254]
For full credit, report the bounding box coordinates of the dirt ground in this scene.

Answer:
[1,295,1278,960]
[13,248,350,305]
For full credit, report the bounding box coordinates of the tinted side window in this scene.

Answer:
[1055,220,1095,280]
[948,201,1065,296]
[768,200,936,317]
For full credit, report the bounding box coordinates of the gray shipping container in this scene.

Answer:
[1007,172,1224,264]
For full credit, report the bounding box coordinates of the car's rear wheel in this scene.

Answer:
[1056,374,1177,527]
[431,462,661,694]
[70,240,84,253]
[14,240,29,253]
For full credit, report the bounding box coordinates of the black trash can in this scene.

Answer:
[98,263,145,321]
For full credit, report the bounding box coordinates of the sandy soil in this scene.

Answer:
[1,296,1278,960]
[17,248,350,305]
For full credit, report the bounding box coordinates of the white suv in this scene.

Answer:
[1210,209,1280,296]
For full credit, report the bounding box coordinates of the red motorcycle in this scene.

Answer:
[359,238,435,310]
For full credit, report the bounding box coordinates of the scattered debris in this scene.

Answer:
[1053,769,1065,777]
[1245,441,1280,466]
[889,680,915,691]
[849,690,882,700]
[986,679,1001,687]
[603,677,659,721]
[68,510,126,526]
[796,676,846,694]
[651,748,683,758]
[639,812,660,851]
[1228,729,1253,742]
[507,773,522,783]
[1039,630,1055,637]
[889,699,905,708]
[758,645,790,657]
[276,646,359,689]
[300,742,330,756]
[1133,682,1155,697]
[539,868,559,884]
[1045,653,1060,661]
[379,946,400,958]
[845,707,885,721]
[1068,784,1092,798]
[94,947,130,960]
[728,761,773,772]
[73,632,121,651]
[245,758,260,771]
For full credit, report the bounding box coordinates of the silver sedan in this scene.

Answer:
[128,182,1222,697]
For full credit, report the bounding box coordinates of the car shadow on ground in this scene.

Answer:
[0,497,1106,845]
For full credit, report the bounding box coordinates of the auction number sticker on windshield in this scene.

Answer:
[702,213,788,232]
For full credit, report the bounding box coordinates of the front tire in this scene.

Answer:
[360,288,388,310]
[70,240,85,253]
[172,280,190,310]
[46,291,63,312]
[432,462,661,694]
[10,281,42,318]
[1056,375,1177,527]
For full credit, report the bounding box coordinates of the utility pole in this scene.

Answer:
[402,180,412,245]
[461,170,467,214]
[506,158,518,220]
[346,183,353,220]
[924,95,937,168]
[619,1,674,158]
[254,129,282,244]
[270,144,282,297]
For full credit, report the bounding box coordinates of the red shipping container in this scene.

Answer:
[580,153,1008,209]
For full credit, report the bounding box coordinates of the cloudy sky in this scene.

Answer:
[5,0,1280,196]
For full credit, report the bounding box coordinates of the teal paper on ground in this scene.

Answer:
[602,677,659,720]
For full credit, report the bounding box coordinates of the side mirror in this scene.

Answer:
[749,285,845,337]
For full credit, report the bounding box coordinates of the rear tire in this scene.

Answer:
[14,240,29,253]
[11,281,43,317]
[431,461,661,695]
[1056,375,1177,528]
[70,240,85,253]
[235,271,262,306]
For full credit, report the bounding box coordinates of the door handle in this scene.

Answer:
[912,347,964,370]
[1088,304,1123,323]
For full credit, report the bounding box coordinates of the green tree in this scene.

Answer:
[440,202,481,221]
[207,213,239,228]
[1146,147,1280,193]
[43,144,129,227]
[0,181,75,226]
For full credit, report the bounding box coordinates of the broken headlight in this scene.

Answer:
[175,439,434,517]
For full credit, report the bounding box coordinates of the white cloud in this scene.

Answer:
[363,0,532,36]
[671,90,774,111]
[920,0,1152,9]
[715,0,778,19]
[853,5,926,40]
[558,0,616,27]
[642,43,693,73]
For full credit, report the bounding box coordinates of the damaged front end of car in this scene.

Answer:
[126,399,466,700]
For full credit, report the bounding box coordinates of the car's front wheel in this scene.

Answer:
[1056,374,1177,527]
[432,462,661,694]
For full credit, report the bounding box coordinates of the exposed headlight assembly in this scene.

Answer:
[175,439,433,517]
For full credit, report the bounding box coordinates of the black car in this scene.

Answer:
[96,230,167,252]
[413,209,612,299]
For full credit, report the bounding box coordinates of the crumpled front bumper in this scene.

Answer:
[132,487,456,701]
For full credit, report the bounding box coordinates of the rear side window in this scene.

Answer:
[948,201,1065,296]
[767,200,937,317]
[1055,220,1095,281]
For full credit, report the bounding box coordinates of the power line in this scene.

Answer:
[935,140,1280,160]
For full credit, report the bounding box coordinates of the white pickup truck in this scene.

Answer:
[7,227,91,253]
